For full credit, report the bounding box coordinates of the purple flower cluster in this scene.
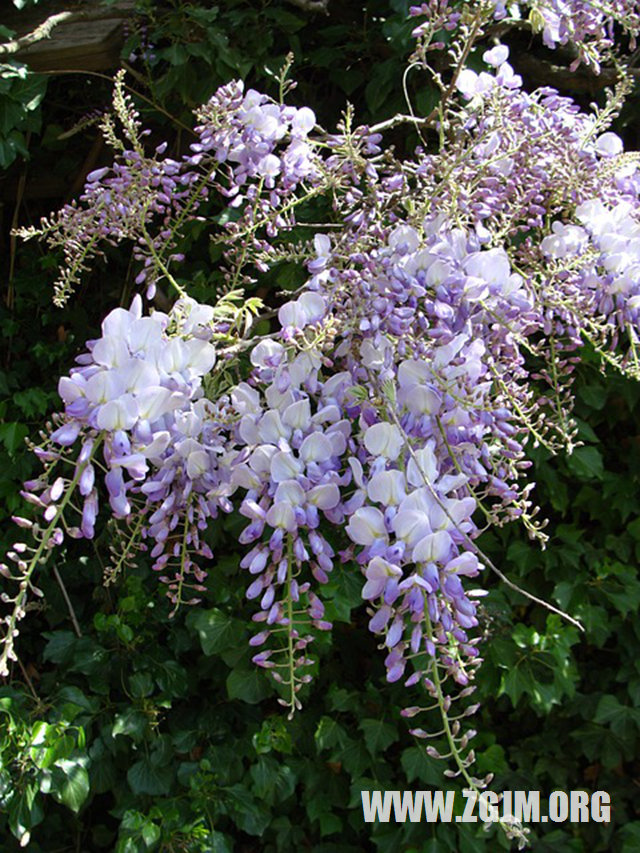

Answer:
[35,143,199,305]
[193,80,319,193]
[410,0,640,69]
[541,195,640,355]
[26,296,239,606]
[287,220,531,686]
[230,362,348,705]
[528,0,640,66]
[6,4,640,790]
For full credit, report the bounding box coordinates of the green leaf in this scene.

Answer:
[318,812,342,836]
[566,446,604,480]
[264,7,305,32]
[142,821,161,847]
[400,746,444,786]
[619,822,640,853]
[153,660,188,698]
[187,607,246,655]
[314,716,348,752]
[127,756,173,796]
[224,784,271,835]
[226,668,271,704]
[578,383,608,409]
[8,783,43,844]
[0,128,28,166]
[53,759,90,812]
[252,717,293,755]
[359,718,398,755]
[341,738,370,777]
[112,708,148,742]
[42,631,77,665]
[324,567,363,622]
[499,664,531,706]
[129,671,154,698]
[574,417,599,443]
[10,72,46,112]
[162,44,190,65]
[88,740,117,794]
[250,755,296,803]
[0,421,28,454]
[56,685,100,720]
[0,99,23,136]
[207,832,234,853]
[594,694,640,739]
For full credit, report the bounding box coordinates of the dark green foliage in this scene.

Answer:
[0,59,46,168]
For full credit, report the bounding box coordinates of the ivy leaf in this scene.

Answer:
[315,716,348,752]
[566,446,604,480]
[8,783,43,845]
[187,608,246,656]
[112,708,149,743]
[499,665,530,707]
[42,631,77,665]
[341,738,370,777]
[618,822,640,853]
[88,740,117,795]
[52,759,90,812]
[223,784,271,835]
[208,832,234,853]
[127,756,173,796]
[578,383,608,409]
[0,421,28,454]
[359,718,398,755]
[226,668,271,704]
[400,746,443,786]
[594,694,640,739]
[128,672,154,699]
[250,756,296,804]
[55,686,100,717]
[323,568,363,622]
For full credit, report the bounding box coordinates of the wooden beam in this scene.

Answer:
[1,1,135,72]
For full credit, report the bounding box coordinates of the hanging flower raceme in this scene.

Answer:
[3,295,244,637]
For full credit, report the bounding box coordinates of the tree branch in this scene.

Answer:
[0,12,73,57]
[0,6,133,58]
[285,0,329,13]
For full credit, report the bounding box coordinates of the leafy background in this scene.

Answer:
[1,1,640,850]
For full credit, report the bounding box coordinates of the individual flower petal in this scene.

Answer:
[363,422,404,460]
[346,507,388,546]
[412,530,452,563]
[367,469,406,505]
[307,483,340,509]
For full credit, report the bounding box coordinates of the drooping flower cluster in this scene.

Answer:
[5,0,640,811]
[20,295,241,609]
[286,220,529,690]
[230,358,348,710]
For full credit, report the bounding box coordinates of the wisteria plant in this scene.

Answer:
[3,0,640,845]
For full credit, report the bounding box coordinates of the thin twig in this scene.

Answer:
[370,113,431,134]
[52,565,83,638]
[7,136,29,310]
[17,657,39,702]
